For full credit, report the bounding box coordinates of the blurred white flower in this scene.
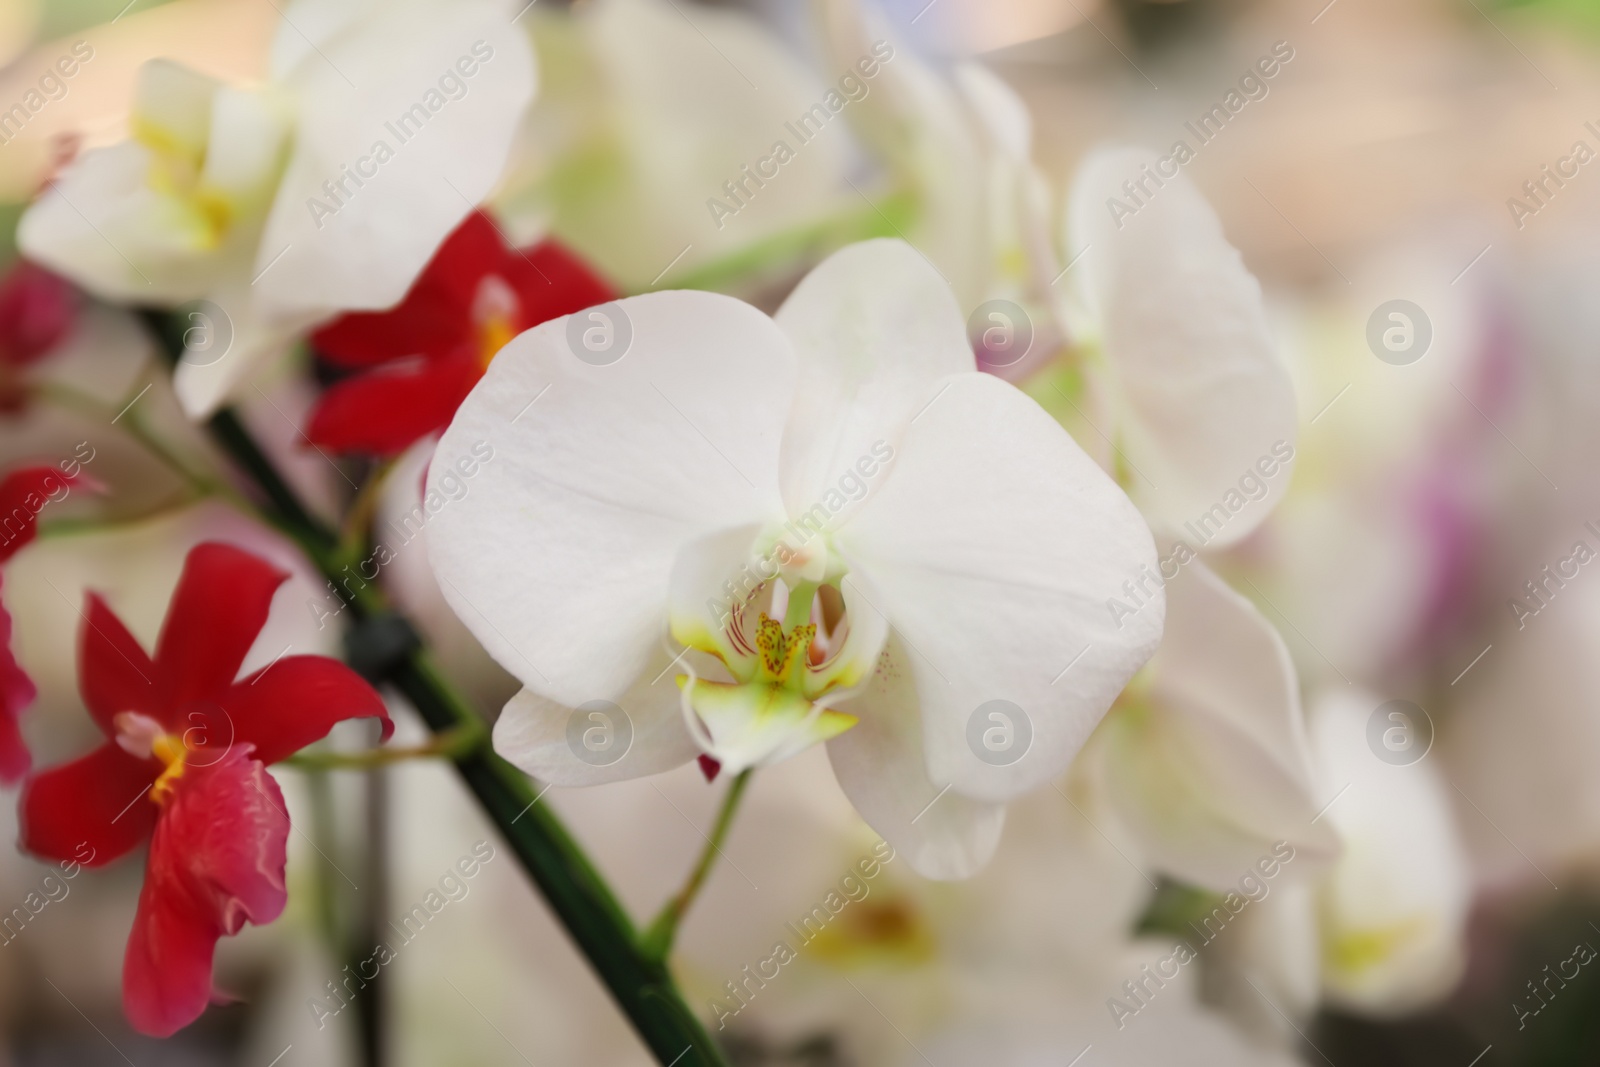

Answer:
[18,0,535,417]
[426,238,1163,878]
[1082,557,1338,891]
[494,0,855,292]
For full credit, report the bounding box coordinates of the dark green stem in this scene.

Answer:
[141,313,729,1066]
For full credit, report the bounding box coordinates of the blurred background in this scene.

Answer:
[2,0,1600,1064]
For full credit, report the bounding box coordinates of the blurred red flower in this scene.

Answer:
[307,212,614,456]
[18,542,392,1037]
[0,262,77,412]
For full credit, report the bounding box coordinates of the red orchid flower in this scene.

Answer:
[0,261,77,412]
[18,542,392,1037]
[306,212,614,456]
[0,464,82,781]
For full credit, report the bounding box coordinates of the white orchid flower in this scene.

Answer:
[1064,146,1298,544]
[1306,687,1471,1014]
[1083,557,1339,890]
[425,238,1164,878]
[493,0,854,292]
[18,0,534,417]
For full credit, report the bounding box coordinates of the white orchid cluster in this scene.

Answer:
[0,0,1528,1063]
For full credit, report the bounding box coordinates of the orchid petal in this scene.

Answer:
[1068,145,1296,544]
[836,372,1162,802]
[827,634,1005,880]
[254,0,535,321]
[774,239,974,519]
[123,748,288,1037]
[19,742,159,867]
[1094,559,1338,890]
[427,289,790,708]
[492,652,702,786]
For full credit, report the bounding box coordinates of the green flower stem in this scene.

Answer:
[140,314,731,1067]
[642,769,753,962]
[282,724,485,769]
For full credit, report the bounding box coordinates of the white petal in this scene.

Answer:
[827,634,1005,880]
[253,0,534,319]
[426,290,791,708]
[1310,688,1471,1014]
[836,372,1163,802]
[495,0,852,291]
[1095,559,1338,890]
[1068,145,1296,544]
[492,659,700,787]
[18,142,210,304]
[774,239,973,518]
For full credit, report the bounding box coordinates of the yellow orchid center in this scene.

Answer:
[473,275,521,371]
[113,712,190,805]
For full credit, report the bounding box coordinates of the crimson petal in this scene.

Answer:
[305,352,481,456]
[80,592,160,737]
[0,466,75,563]
[312,212,506,366]
[122,747,288,1037]
[0,597,32,782]
[509,240,617,326]
[224,655,391,765]
[19,742,158,866]
[153,543,288,714]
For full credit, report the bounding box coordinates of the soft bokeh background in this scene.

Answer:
[2,0,1599,1064]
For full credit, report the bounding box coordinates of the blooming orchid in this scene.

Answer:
[308,211,613,456]
[425,239,1164,878]
[18,0,535,417]
[19,541,391,1036]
